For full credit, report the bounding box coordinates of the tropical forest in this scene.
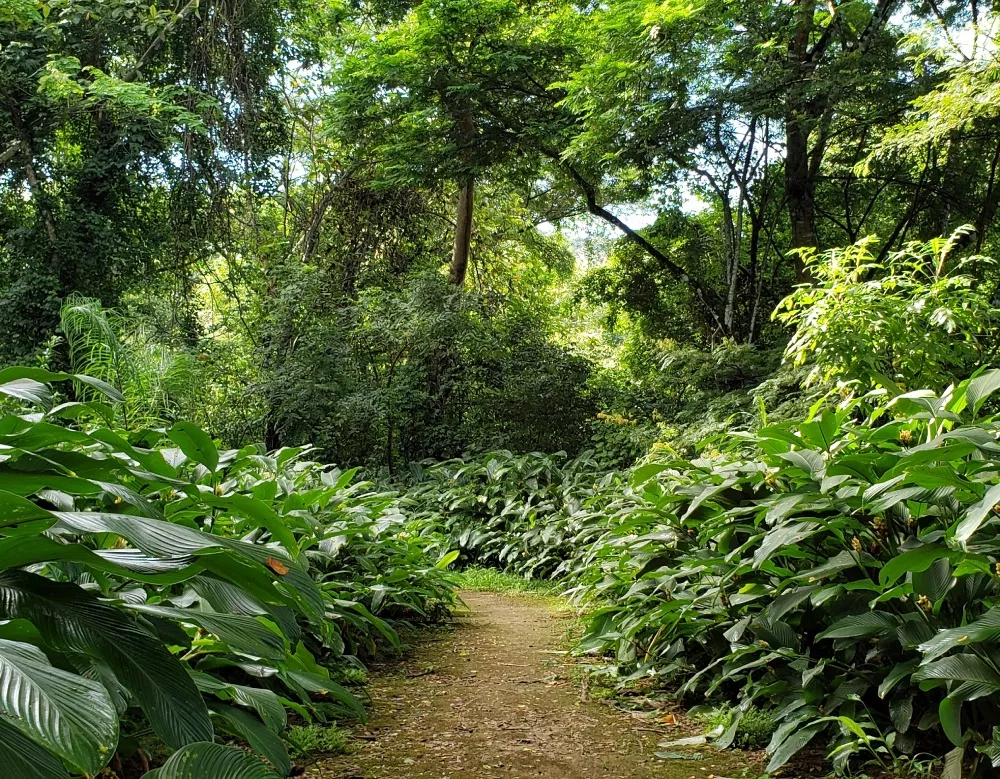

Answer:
[3,0,1000,777]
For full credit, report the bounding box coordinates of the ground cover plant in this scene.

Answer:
[0,368,456,777]
[386,231,1000,777]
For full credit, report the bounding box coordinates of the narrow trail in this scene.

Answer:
[307,591,753,779]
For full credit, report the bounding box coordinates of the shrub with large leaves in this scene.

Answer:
[0,367,456,778]
[416,370,1000,776]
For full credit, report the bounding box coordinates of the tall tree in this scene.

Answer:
[332,0,577,286]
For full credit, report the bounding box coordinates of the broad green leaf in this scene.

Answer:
[940,695,964,746]
[913,558,954,603]
[143,742,281,779]
[127,603,286,660]
[168,422,219,472]
[52,512,325,621]
[795,550,867,582]
[919,607,1000,661]
[868,486,926,514]
[630,462,671,486]
[0,719,70,778]
[913,655,1000,685]
[953,483,1000,549]
[0,368,124,404]
[0,536,200,585]
[190,577,299,642]
[0,379,52,408]
[199,493,297,554]
[753,521,819,569]
[210,704,290,776]
[964,369,1000,416]
[0,638,117,773]
[766,721,824,773]
[0,489,54,525]
[880,545,953,587]
[977,727,1000,768]
[943,745,964,779]
[190,671,286,732]
[0,571,212,749]
[879,659,918,698]
[776,449,825,477]
[889,694,913,733]
[818,612,901,640]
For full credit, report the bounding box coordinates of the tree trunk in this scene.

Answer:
[785,0,817,281]
[449,176,474,285]
[720,193,738,332]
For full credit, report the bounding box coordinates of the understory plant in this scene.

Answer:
[412,370,1000,776]
[0,367,456,778]
[775,229,1000,394]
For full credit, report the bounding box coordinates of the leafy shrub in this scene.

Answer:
[283,724,349,758]
[406,450,617,578]
[691,705,775,750]
[586,340,805,465]
[587,410,658,470]
[60,294,203,429]
[262,270,595,470]
[409,369,1000,776]
[776,229,999,393]
[0,367,456,777]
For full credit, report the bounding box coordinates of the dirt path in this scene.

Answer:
[307,591,753,779]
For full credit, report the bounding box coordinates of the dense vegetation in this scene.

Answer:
[0,367,455,778]
[4,0,1000,776]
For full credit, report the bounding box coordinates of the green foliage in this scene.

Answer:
[585,339,810,466]
[0,367,456,777]
[60,295,201,429]
[776,230,999,393]
[0,0,296,359]
[410,369,1000,775]
[332,0,575,186]
[874,20,999,161]
[458,567,560,596]
[691,706,775,750]
[263,270,595,469]
[282,724,349,758]
[406,450,612,578]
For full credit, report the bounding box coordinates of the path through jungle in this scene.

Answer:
[308,591,757,779]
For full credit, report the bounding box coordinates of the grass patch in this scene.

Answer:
[332,666,368,686]
[283,724,350,758]
[690,705,775,749]
[457,566,561,596]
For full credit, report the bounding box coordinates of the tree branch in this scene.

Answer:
[559,162,729,337]
[121,0,201,83]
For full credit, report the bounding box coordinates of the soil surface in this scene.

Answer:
[307,591,757,779]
